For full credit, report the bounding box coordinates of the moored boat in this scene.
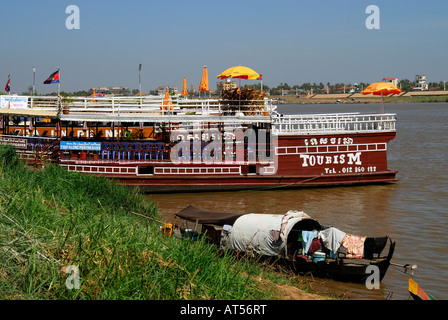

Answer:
[408,279,436,300]
[174,205,396,283]
[0,92,398,192]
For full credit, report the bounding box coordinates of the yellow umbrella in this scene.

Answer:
[217,65,261,109]
[181,77,188,95]
[362,82,402,113]
[217,65,260,80]
[160,89,173,111]
[198,66,209,92]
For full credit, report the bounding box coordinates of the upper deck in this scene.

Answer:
[0,94,396,135]
[0,94,273,124]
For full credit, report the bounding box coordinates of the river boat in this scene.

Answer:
[0,93,397,192]
[408,279,436,300]
[174,205,396,283]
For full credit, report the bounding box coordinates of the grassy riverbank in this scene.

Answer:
[0,145,325,300]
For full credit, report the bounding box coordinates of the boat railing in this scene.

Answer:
[59,140,270,164]
[272,113,396,134]
[3,95,276,119]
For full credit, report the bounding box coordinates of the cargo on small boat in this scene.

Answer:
[175,205,396,283]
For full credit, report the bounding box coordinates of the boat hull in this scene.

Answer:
[55,130,397,192]
[292,239,395,283]
[293,258,392,283]
[116,170,398,193]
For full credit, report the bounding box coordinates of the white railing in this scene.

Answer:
[272,113,396,134]
[2,95,275,118]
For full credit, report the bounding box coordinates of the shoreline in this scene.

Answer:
[0,145,330,301]
[270,90,448,104]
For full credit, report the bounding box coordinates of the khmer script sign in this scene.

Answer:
[0,96,28,109]
[60,141,101,151]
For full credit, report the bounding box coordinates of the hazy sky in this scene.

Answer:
[1,0,447,94]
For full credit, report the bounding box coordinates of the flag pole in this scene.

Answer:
[57,67,61,97]
[57,68,61,114]
[8,74,11,109]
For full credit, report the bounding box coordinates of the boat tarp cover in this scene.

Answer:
[226,210,319,257]
[175,205,245,226]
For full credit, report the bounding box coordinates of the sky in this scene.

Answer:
[0,0,447,94]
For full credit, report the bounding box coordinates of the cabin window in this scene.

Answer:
[248,165,257,174]
[138,166,154,175]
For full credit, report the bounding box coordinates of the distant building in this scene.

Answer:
[216,80,237,95]
[383,77,398,86]
[156,86,177,95]
[89,86,131,96]
[414,75,429,91]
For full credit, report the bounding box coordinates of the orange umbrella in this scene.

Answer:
[362,82,401,96]
[181,77,188,95]
[362,82,402,113]
[198,66,209,92]
[160,89,173,112]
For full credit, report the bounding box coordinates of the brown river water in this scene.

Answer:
[146,102,448,300]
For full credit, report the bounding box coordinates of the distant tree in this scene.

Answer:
[73,90,90,96]
[242,83,269,91]
[398,79,413,91]
[300,82,312,92]
[428,81,446,90]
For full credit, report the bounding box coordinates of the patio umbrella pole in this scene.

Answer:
[239,79,241,113]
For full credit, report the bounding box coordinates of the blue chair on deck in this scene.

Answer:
[121,144,131,160]
[135,143,142,160]
[202,142,214,161]
[156,143,165,160]
[111,143,119,159]
[247,144,255,162]
[101,143,110,159]
[144,143,152,160]
[29,138,36,151]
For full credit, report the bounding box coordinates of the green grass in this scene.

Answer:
[0,145,310,300]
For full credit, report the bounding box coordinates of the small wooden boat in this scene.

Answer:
[408,279,436,300]
[174,205,396,283]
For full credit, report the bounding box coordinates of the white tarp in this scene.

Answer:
[226,210,311,257]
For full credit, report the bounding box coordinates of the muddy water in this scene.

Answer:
[146,102,448,300]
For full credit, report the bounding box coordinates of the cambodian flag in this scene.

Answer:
[43,69,60,84]
[4,75,10,92]
[257,74,263,80]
